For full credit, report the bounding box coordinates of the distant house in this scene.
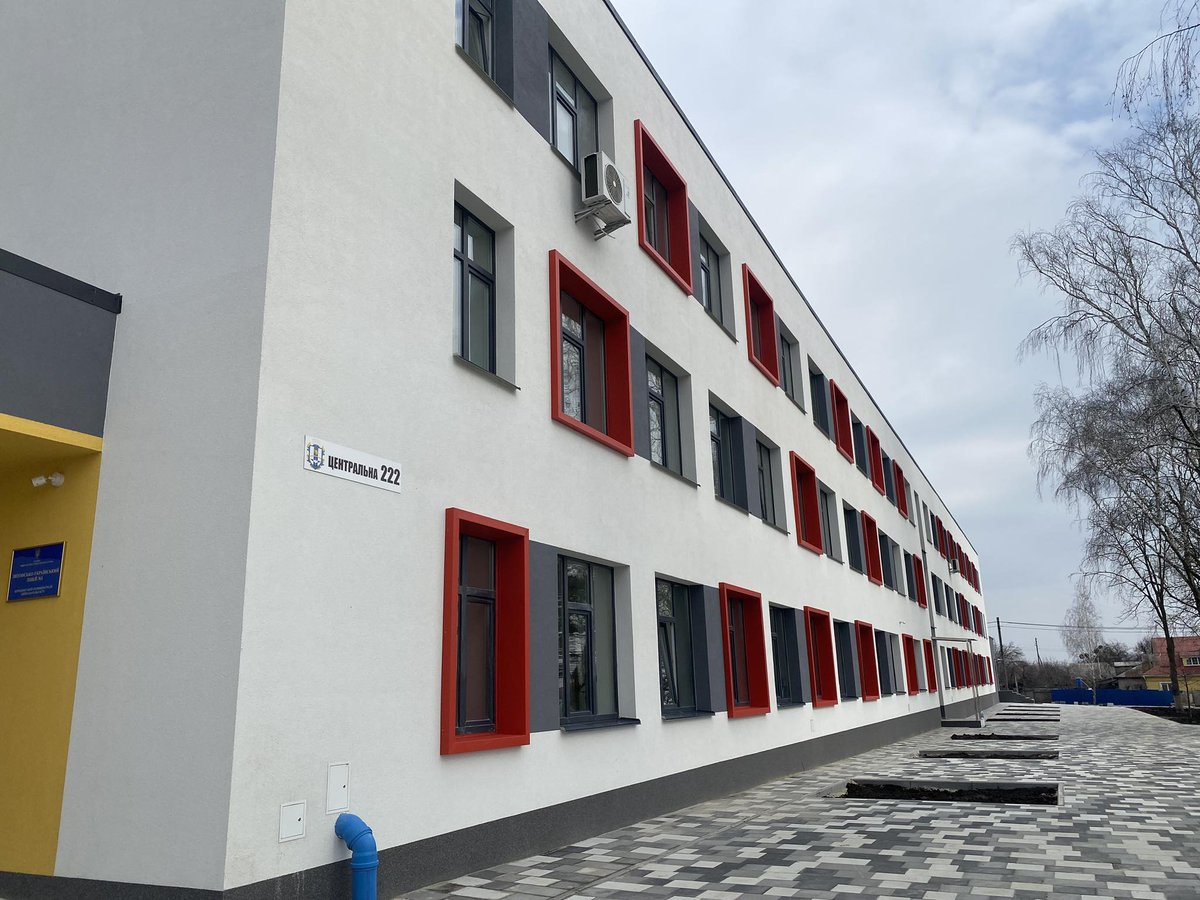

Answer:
[1129,637,1200,698]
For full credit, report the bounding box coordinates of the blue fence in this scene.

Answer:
[1051,688,1173,706]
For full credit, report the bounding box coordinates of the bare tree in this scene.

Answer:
[1117,1,1200,114]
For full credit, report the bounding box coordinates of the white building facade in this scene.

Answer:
[0,1,995,897]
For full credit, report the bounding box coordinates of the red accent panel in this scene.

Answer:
[855,620,880,701]
[789,452,823,555]
[894,463,909,518]
[958,593,969,627]
[913,556,928,607]
[804,606,838,707]
[936,518,946,557]
[829,381,854,462]
[634,120,693,295]
[741,264,781,385]
[902,634,920,695]
[548,250,635,457]
[923,638,938,691]
[952,648,964,687]
[718,583,771,717]
[866,427,886,494]
[441,508,531,755]
[860,511,883,585]
[987,657,994,684]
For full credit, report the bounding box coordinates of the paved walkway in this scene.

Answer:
[404,705,1200,899]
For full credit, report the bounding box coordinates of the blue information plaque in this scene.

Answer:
[8,543,65,601]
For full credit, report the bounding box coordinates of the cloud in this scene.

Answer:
[610,0,1160,657]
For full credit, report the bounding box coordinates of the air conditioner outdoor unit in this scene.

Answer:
[576,150,630,239]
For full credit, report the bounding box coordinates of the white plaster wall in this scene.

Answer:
[223,0,992,888]
[0,1,286,890]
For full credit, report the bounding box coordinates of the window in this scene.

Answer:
[875,631,894,695]
[656,579,695,715]
[550,49,597,170]
[453,205,496,373]
[1186,656,1200,667]
[635,121,692,293]
[559,557,617,723]
[904,552,917,601]
[441,508,530,755]
[789,452,822,554]
[866,427,885,495]
[889,634,905,695]
[458,0,494,77]
[742,265,780,384]
[770,606,805,706]
[757,441,779,527]
[549,251,633,455]
[924,639,938,691]
[861,512,883,585]
[913,555,928,607]
[834,621,860,700]
[902,635,920,695]
[931,573,945,615]
[698,235,723,321]
[804,607,838,707]
[844,503,864,573]
[829,381,854,461]
[894,463,910,519]
[720,583,771,717]
[646,357,682,474]
[879,530,896,590]
[818,483,841,560]
[856,621,881,701]
[882,452,896,504]
[778,330,800,404]
[852,416,869,478]
[710,405,738,504]
[809,363,831,436]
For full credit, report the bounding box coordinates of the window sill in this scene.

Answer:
[776,700,806,710]
[798,537,823,556]
[649,459,699,487]
[453,44,514,106]
[662,708,715,721]
[837,445,855,464]
[785,393,806,416]
[441,731,530,755]
[811,698,839,709]
[551,143,584,180]
[728,704,770,719]
[453,353,519,391]
[762,518,789,537]
[701,304,738,342]
[560,716,640,733]
[747,352,780,387]
[714,493,750,516]
[551,409,635,457]
[639,237,693,295]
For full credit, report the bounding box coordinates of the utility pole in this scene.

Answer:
[996,617,1006,690]
[1035,638,1042,664]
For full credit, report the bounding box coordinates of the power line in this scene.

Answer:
[1000,620,1161,632]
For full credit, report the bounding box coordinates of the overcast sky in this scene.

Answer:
[609,0,1166,659]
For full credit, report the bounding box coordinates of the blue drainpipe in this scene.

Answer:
[334,813,378,900]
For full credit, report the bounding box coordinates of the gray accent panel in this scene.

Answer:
[698,585,726,713]
[491,0,515,98]
[529,540,561,733]
[0,695,995,900]
[688,201,702,301]
[0,268,117,436]
[511,0,551,142]
[630,328,650,460]
[833,620,860,700]
[794,609,812,704]
[738,417,760,518]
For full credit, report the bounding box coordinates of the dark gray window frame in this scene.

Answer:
[809,361,832,437]
[549,47,597,171]
[852,416,869,478]
[834,620,861,700]
[453,204,497,374]
[647,356,682,475]
[656,578,696,716]
[459,0,495,78]
[457,535,497,735]
[757,440,778,528]
[876,631,894,695]
[559,556,618,726]
[843,503,864,573]
[769,605,806,707]
[882,452,897,504]
[643,166,670,260]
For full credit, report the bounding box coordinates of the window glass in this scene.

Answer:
[876,632,893,694]
[810,367,831,435]
[757,442,776,526]
[770,606,795,704]
[852,418,869,476]
[457,535,497,734]
[834,621,859,699]
[710,407,736,502]
[591,564,616,717]
[552,54,574,97]
[844,505,863,573]
[463,0,493,76]
[560,557,617,722]
[584,313,607,431]
[554,98,575,160]
[549,50,596,169]
[647,358,681,474]
[454,205,496,373]
[699,237,719,317]
[657,580,695,711]
[818,487,836,556]
[577,89,597,162]
[779,335,795,400]
[560,292,608,431]
[729,597,750,706]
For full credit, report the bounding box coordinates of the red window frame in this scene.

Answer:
[860,511,883,585]
[718,583,771,717]
[804,606,838,708]
[829,380,854,462]
[953,648,964,687]
[902,634,920,695]
[986,657,993,684]
[741,264,780,385]
[855,620,881,701]
[548,250,634,457]
[440,508,530,755]
[894,463,909,518]
[913,556,928,607]
[866,427,886,495]
[923,638,937,690]
[789,452,823,555]
[634,120,693,294]
[958,594,969,627]
[935,518,946,557]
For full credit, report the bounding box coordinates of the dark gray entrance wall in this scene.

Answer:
[0,258,119,437]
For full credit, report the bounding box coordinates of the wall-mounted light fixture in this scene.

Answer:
[31,473,65,488]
